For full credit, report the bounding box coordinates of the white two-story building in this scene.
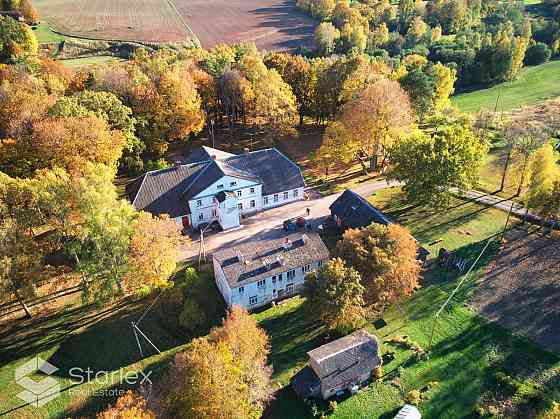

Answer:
[212,233,330,310]
[127,146,306,231]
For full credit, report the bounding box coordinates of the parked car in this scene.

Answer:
[283,217,307,231]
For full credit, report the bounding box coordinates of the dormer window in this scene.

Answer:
[196,200,202,207]
[230,181,237,187]
[217,184,224,189]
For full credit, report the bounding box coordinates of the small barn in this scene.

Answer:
[291,331,380,400]
[329,189,392,230]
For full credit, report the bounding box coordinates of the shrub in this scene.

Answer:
[524,42,552,66]
[144,158,171,171]
[406,389,422,406]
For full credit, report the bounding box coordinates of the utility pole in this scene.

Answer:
[210,119,215,148]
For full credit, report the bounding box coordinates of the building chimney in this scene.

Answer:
[211,155,217,160]
[243,147,250,155]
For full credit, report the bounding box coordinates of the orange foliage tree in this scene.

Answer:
[165,306,273,419]
[335,223,421,307]
[124,212,183,293]
[97,390,155,419]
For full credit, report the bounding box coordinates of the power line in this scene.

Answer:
[427,237,493,353]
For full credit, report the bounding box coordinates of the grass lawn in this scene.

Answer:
[367,187,513,258]
[452,60,560,113]
[257,194,559,418]
[32,23,68,44]
[0,264,221,418]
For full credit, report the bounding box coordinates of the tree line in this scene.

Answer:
[301,0,559,88]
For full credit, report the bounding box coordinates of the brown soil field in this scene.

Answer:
[173,0,316,50]
[470,226,560,353]
[34,0,194,42]
[34,0,316,50]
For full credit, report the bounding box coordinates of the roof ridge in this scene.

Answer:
[182,161,213,195]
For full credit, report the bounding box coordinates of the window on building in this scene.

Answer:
[302,264,310,273]
[287,269,296,279]
[257,279,266,287]
[293,189,299,197]
[230,181,237,187]
[237,190,242,197]
[283,191,289,200]
[272,276,276,284]
[238,287,244,294]
[217,184,224,189]
[250,200,255,208]
[250,187,255,193]
[238,203,243,210]
[273,194,279,202]
[249,296,257,305]
[196,200,202,207]
[211,209,217,217]
[278,273,283,281]
[286,283,294,294]
[264,196,269,205]
[198,213,204,221]
[318,260,324,267]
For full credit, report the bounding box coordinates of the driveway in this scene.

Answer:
[178,179,395,261]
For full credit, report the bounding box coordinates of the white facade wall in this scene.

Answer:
[188,175,261,229]
[219,259,326,310]
[262,187,305,210]
[213,258,232,306]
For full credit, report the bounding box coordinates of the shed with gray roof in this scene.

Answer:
[291,331,381,400]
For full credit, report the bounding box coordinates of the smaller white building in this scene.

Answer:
[212,233,330,310]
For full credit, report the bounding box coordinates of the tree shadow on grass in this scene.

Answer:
[258,302,325,381]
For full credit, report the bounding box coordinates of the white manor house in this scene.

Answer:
[127,146,306,230]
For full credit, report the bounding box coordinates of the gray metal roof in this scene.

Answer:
[307,331,380,390]
[183,146,236,164]
[213,233,330,288]
[224,149,305,196]
[126,163,206,217]
[330,189,392,229]
[127,147,305,218]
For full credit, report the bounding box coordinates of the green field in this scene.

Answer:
[258,193,559,418]
[1,191,557,419]
[452,60,560,113]
[32,23,68,44]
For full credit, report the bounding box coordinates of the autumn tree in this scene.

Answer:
[166,306,273,419]
[525,143,560,219]
[97,391,155,419]
[332,78,413,172]
[70,164,135,302]
[388,118,488,206]
[304,258,367,334]
[315,22,340,55]
[335,223,421,308]
[124,212,183,294]
[32,115,125,175]
[0,16,38,63]
[94,52,204,156]
[49,90,143,170]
